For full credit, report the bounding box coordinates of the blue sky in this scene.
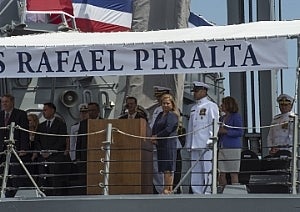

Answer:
[190,0,300,100]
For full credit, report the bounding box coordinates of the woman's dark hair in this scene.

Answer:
[222,96,239,113]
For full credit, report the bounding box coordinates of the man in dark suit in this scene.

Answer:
[75,102,101,194]
[119,96,148,121]
[0,94,30,197]
[34,102,69,196]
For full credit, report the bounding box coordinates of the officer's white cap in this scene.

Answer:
[191,81,209,91]
[78,103,88,112]
[153,86,171,92]
[277,94,294,104]
[153,86,171,97]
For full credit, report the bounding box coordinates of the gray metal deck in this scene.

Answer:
[1,193,300,212]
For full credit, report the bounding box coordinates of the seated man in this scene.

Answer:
[267,94,295,156]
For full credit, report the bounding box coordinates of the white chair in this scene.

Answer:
[20,0,77,30]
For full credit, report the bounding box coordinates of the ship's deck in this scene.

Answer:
[1,193,300,212]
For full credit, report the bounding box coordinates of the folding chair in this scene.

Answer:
[20,0,76,30]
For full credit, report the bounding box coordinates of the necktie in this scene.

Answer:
[4,113,9,126]
[47,120,51,130]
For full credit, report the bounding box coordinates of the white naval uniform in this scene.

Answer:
[267,111,294,152]
[70,122,80,161]
[185,97,219,194]
[150,106,164,193]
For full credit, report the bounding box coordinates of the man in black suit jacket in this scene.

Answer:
[76,102,101,194]
[0,94,30,197]
[34,102,69,196]
[119,96,148,121]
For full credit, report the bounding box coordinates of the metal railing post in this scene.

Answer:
[292,114,298,194]
[1,122,45,198]
[212,119,218,194]
[103,123,112,195]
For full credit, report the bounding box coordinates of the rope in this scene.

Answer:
[0,120,292,160]
[114,120,291,141]
[0,120,294,161]
[114,123,212,140]
[17,125,106,137]
[3,120,294,146]
[222,121,290,130]
[0,120,296,196]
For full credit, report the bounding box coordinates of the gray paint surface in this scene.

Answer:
[1,194,300,212]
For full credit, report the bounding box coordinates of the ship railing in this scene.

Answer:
[0,117,298,197]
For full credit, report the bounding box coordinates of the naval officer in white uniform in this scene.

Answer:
[267,93,295,156]
[185,81,219,194]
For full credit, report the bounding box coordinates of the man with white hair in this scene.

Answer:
[267,93,295,156]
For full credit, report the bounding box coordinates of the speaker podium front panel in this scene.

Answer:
[87,119,153,195]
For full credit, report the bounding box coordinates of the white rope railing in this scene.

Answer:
[9,119,293,142]
[0,120,297,196]
[17,125,106,137]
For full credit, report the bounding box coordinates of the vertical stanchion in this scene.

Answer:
[18,0,26,25]
[1,122,15,198]
[1,144,12,198]
[292,114,298,194]
[295,57,300,194]
[103,123,112,195]
[1,122,45,198]
[211,119,218,194]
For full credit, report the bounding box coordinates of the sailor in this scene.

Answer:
[267,93,295,156]
[149,86,171,194]
[185,81,219,194]
[69,103,89,161]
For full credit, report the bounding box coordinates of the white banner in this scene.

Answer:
[0,38,287,78]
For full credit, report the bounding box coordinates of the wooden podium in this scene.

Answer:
[87,119,153,195]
